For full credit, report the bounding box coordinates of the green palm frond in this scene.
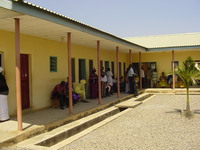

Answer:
[175,57,200,87]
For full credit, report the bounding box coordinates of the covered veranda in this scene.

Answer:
[0,0,147,131]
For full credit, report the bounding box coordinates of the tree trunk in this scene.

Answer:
[186,87,190,112]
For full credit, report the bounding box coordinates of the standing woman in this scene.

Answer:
[89,68,98,99]
[100,66,107,97]
[0,67,9,122]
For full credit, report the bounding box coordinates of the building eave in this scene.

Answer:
[147,45,200,52]
[10,0,147,51]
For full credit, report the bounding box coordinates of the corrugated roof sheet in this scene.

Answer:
[22,0,101,31]
[18,0,145,50]
[125,33,200,49]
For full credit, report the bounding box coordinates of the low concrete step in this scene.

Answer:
[145,88,200,94]
[16,106,120,149]
[115,101,142,108]
[115,93,151,108]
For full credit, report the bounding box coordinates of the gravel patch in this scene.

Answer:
[61,94,200,150]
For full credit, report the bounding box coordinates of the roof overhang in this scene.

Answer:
[147,45,200,52]
[0,0,147,53]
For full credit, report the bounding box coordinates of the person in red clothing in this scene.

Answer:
[51,81,67,109]
[89,68,98,99]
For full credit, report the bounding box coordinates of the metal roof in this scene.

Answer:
[125,33,200,50]
[0,0,147,53]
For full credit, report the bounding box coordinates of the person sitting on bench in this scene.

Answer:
[51,81,67,110]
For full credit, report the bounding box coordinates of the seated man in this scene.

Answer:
[51,81,67,109]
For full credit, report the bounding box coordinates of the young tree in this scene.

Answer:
[175,57,200,116]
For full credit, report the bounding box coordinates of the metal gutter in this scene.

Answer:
[10,0,147,51]
[147,45,200,51]
[0,0,12,9]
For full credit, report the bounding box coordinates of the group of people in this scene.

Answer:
[51,80,89,110]
[141,68,173,88]
[159,72,173,88]
[52,65,175,110]
[89,67,114,99]
[89,65,139,99]
[53,64,173,109]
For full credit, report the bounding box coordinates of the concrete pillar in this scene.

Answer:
[139,52,142,90]
[67,32,73,113]
[97,41,102,104]
[116,46,120,98]
[14,18,22,131]
[172,50,175,90]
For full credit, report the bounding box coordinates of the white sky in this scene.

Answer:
[26,0,200,38]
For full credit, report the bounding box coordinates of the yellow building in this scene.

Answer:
[0,0,200,118]
[125,33,200,78]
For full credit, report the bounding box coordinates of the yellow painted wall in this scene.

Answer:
[0,30,17,115]
[0,30,129,116]
[21,34,68,111]
[132,51,200,77]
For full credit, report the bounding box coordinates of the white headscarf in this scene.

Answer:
[0,67,3,73]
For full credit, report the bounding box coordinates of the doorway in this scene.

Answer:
[105,61,109,71]
[20,54,30,109]
[71,58,75,83]
[89,59,93,76]
[79,59,86,81]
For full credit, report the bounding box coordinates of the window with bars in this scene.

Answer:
[50,56,57,72]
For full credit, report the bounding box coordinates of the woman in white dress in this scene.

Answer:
[101,67,107,97]
[0,67,9,122]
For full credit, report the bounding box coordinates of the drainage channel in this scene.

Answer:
[36,106,128,147]
[16,93,152,149]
